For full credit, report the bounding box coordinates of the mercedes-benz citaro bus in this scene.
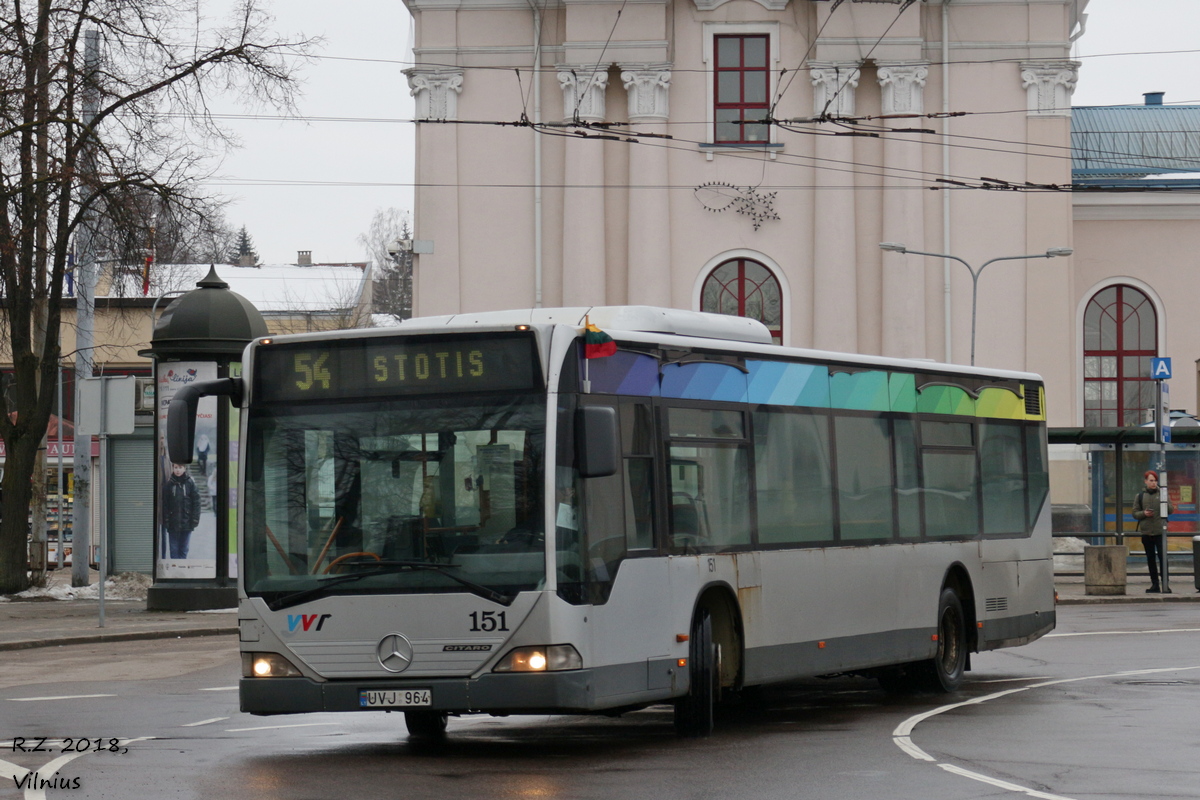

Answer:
[165,306,1055,738]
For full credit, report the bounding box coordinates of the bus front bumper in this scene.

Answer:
[241,670,599,716]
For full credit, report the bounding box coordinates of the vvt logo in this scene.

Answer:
[287,613,332,632]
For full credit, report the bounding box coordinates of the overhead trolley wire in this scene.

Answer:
[769,0,844,117]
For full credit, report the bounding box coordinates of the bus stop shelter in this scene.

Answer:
[1049,426,1200,580]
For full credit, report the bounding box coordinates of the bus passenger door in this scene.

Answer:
[582,398,677,696]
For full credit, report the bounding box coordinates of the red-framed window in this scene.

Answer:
[714,35,770,144]
[701,258,782,344]
[1083,285,1157,427]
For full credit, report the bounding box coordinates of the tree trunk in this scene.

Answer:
[0,434,39,594]
[29,447,48,581]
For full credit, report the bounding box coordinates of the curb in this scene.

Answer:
[0,626,238,652]
[1056,594,1200,606]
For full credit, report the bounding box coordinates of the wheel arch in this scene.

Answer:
[689,581,745,690]
[942,562,978,653]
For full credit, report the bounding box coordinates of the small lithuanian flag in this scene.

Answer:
[584,322,617,359]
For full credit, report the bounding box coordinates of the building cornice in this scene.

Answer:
[1074,193,1200,221]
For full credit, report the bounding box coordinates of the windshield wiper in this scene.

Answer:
[265,559,515,611]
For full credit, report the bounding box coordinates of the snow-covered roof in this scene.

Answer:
[106,263,369,313]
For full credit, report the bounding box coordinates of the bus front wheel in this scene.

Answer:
[404,710,449,739]
[674,609,718,737]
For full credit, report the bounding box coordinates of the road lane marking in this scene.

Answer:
[1046,628,1200,638]
[9,694,116,702]
[24,751,91,800]
[181,717,229,727]
[199,686,237,692]
[0,736,154,800]
[894,735,934,762]
[938,763,1075,800]
[225,722,341,732]
[894,665,1200,800]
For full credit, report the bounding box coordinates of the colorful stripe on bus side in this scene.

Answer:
[582,351,1045,422]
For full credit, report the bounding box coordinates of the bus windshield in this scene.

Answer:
[242,393,546,603]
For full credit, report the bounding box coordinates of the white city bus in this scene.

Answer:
[167,306,1054,737]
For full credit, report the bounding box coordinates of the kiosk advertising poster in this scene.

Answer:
[157,362,218,579]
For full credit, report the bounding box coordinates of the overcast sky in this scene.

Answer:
[205,0,1199,266]
[1072,0,1200,106]
[207,0,415,266]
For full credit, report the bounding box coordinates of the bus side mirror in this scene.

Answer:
[576,406,618,478]
[166,377,244,464]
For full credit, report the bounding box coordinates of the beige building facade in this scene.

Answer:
[404,0,1088,426]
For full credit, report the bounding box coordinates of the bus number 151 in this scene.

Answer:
[469,611,509,632]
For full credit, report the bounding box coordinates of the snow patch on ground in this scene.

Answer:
[11,569,151,601]
[1053,536,1089,571]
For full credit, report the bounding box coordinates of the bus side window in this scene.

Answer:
[834,415,895,542]
[621,401,656,550]
[980,421,1026,535]
[920,421,979,539]
[752,409,833,546]
[1025,423,1049,530]
[894,419,921,540]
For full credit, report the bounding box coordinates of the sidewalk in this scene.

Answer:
[0,568,236,652]
[1055,573,1200,604]
[1,571,1196,653]
[0,598,236,651]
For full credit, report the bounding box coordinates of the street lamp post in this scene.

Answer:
[879,242,1072,366]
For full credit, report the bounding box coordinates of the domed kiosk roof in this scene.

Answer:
[144,266,268,358]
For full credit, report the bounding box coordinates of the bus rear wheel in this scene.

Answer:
[674,609,719,737]
[919,587,967,692]
[878,587,967,695]
[404,710,449,739]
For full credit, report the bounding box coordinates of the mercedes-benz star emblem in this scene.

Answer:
[377,633,415,673]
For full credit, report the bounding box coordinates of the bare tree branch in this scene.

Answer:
[0,0,316,592]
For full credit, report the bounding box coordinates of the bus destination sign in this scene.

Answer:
[254,333,541,402]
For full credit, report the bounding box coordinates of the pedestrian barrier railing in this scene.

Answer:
[1052,531,1197,579]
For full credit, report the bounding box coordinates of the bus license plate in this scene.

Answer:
[359,689,432,708]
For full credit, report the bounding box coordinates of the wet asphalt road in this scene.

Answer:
[2,603,1198,800]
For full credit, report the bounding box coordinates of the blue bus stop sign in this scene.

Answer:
[1151,357,1172,380]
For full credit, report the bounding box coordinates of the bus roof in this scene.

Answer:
[272,306,1043,385]
[390,307,1042,384]
[394,306,775,345]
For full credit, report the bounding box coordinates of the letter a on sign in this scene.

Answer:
[1151,357,1172,380]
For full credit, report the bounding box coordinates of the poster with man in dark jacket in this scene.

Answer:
[162,463,202,558]
[156,361,219,578]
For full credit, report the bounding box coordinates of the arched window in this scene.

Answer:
[1083,285,1157,427]
[700,258,782,344]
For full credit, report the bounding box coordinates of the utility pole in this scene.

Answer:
[71,29,99,588]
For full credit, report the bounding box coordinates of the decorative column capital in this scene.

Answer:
[877,62,929,116]
[809,62,861,118]
[620,64,671,122]
[558,66,609,124]
[1019,61,1081,117]
[404,68,464,121]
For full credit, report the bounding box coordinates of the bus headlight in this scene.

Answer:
[242,652,303,678]
[493,645,582,672]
